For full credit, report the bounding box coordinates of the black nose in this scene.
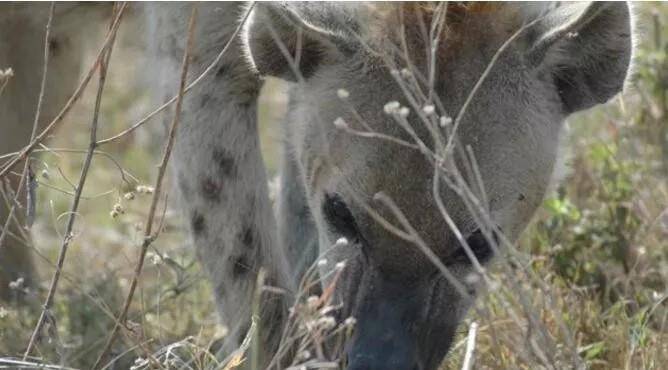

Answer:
[345,270,425,370]
[345,295,420,370]
[346,354,419,370]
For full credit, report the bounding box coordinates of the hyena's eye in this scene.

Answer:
[449,229,496,266]
[322,193,361,241]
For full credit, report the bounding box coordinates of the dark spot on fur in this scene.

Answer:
[240,227,254,248]
[239,101,252,110]
[213,149,236,177]
[48,38,60,56]
[200,177,222,202]
[518,193,526,201]
[216,64,227,77]
[230,253,251,277]
[191,212,206,236]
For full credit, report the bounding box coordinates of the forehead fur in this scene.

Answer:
[362,2,547,45]
[349,2,552,71]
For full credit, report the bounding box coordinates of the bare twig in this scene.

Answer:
[0,147,139,185]
[0,358,79,370]
[95,2,256,145]
[0,2,55,251]
[336,7,585,367]
[444,15,546,155]
[92,7,197,368]
[0,67,13,98]
[461,321,478,370]
[23,3,123,359]
[0,4,127,181]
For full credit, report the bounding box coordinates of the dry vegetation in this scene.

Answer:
[0,3,667,370]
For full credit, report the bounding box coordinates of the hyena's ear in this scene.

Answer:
[242,3,356,82]
[527,2,634,113]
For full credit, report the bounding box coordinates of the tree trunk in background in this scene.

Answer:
[0,4,108,301]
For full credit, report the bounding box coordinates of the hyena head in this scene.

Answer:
[244,2,633,369]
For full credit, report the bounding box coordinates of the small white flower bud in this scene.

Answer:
[383,101,400,115]
[8,277,24,290]
[333,117,348,129]
[336,88,349,99]
[113,203,124,213]
[136,185,154,194]
[297,350,311,361]
[439,115,453,128]
[344,316,357,327]
[335,261,346,270]
[422,104,435,115]
[0,68,14,78]
[148,252,162,266]
[335,237,349,247]
[318,316,337,330]
[398,106,410,118]
[464,272,480,285]
[306,295,320,309]
[652,291,661,301]
[317,259,328,267]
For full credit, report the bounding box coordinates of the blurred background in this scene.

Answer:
[0,3,666,369]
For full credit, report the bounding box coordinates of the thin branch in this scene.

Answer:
[0,147,139,185]
[0,68,13,98]
[461,321,478,370]
[444,15,546,155]
[334,121,420,150]
[371,191,471,298]
[0,2,55,251]
[95,2,256,145]
[0,358,79,370]
[0,4,127,181]
[22,3,123,358]
[92,6,197,368]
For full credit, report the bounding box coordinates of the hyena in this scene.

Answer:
[0,2,634,369]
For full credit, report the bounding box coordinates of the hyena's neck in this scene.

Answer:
[145,2,292,357]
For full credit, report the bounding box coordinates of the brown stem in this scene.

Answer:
[22,2,125,359]
[0,3,127,181]
[95,2,256,146]
[0,2,55,253]
[91,6,198,369]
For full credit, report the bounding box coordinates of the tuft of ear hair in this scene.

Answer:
[527,1,635,113]
[241,3,354,82]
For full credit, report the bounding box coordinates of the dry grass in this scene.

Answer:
[0,3,666,370]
